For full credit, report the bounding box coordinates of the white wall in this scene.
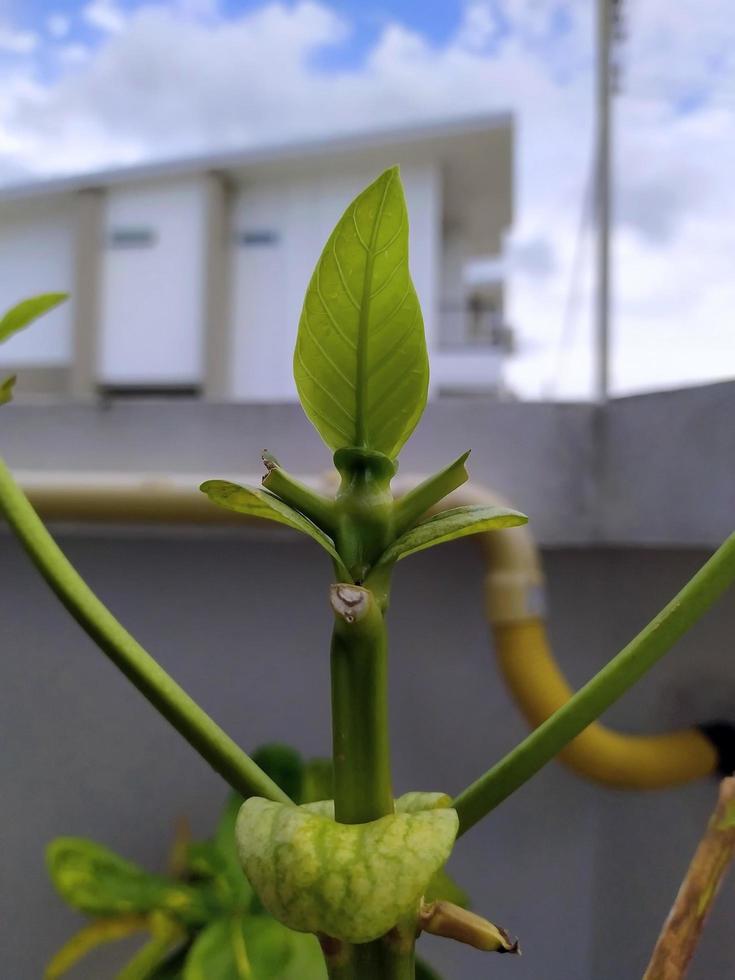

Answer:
[229,162,440,401]
[0,199,75,367]
[98,179,208,386]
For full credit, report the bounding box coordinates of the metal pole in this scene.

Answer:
[595,0,612,403]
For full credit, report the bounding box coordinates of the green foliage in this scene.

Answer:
[0,292,67,344]
[294,167,428,459]
[0,292,67,406]
[46,838,215,925]
[236,797,458,943]
[199,480,350,580]
[376,504,528,566]
[43,746,354,979]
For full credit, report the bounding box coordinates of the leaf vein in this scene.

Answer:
[369,257,407,300]
[314,269,357,351]
[295,344,356,425]
[298,386,353,442]
[331,237,361,310]
[302,307,355,390]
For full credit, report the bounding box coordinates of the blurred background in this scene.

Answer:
[1,1,734,978]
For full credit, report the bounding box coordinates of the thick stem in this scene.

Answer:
[453,532,735,835]
[324,940,415,980]
[0,458,290,805]
[329,584,414,979]
[330,584,393,824]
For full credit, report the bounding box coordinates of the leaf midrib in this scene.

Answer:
[355,172,394,447]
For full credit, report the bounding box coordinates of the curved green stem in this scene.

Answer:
[0,458,290,805]
[454,532,735,836]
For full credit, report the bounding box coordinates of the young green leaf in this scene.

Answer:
[200,480,351,580]
[294,167,429,459]
[0,375,17,406]
[47,838,215,925]
[0,292,68,344]
[374,504,528,566]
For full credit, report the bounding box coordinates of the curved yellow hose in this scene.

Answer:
[494,619,716,787]
[395,478,719,789]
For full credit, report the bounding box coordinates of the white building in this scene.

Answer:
[0,115,513,402]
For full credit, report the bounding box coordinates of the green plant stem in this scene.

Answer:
[0,458,290,806]
[329,584,414,979]
[330,585,393,824]
[454,532,735,836]
[325,941,415,980]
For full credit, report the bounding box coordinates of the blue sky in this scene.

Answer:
[0,0,733,397]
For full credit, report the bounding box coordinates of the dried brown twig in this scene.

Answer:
[644,776,735,980]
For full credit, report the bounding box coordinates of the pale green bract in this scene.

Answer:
[376,504,529,566]
[236,796,458,944]
[200,480,351,581]
[294,167,429,459]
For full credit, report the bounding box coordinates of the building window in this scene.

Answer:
[235,230,280,247]
[108,227,157,249]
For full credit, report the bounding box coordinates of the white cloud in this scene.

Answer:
[0,26,38,54]
[46,14,71,39]
[58,44,92,66]
[83,0,127,34]
[0,0,733,399]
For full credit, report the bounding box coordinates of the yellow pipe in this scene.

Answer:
[405,480,719,789]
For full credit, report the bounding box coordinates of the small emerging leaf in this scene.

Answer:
[47,838,214,925]
[200,481,350,580]
[0,375,17,406]
[44,915,148,979]
[294,167,429,458]
[236,798,458,944]
[376,504,528,566]
[0,292,68,344]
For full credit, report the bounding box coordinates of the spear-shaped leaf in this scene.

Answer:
[375,505,528,567]
[200,481,351,580]
[0,292,68,344]
[294,167,428,459]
